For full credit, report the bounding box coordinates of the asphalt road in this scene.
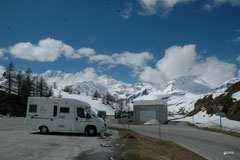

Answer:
[108,120,240,160]
[0,117,120,160]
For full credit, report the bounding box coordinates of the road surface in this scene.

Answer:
[108,120,240,160]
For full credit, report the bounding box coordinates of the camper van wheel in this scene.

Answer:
[40,126,49,134]
[86,126,96,136]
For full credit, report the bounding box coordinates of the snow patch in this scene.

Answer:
[232,91,240,101]
[144,119,160,125]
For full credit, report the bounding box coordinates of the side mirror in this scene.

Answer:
[86,113,91,119]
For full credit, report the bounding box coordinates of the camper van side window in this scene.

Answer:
[77,108,85,118]
[29,105,37,113]
[53,105,57,117]
[60,107,69,113]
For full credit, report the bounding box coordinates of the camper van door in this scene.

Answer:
[58,106,73,131]
[75,107,88,132]
[50,104,58,131]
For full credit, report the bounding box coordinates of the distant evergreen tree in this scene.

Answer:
[47,87,53,97]
[102,95,106,104]
[16,71,24,96]
[0,63,53,116]
[93,90,101,99]
[38,76,48,97]
[118,99,124,112]
[22,68,33,98]
[53,82,57,89]
[3,62,16,94]
[106,92,115,104]
[63,85,73,94]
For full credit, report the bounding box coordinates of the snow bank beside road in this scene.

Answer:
[172,111,240,132]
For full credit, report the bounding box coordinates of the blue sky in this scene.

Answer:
[0,0,240,86]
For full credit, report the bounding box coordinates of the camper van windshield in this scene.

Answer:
[86,108,97,118]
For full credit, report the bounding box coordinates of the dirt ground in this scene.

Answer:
[0,117,120,160]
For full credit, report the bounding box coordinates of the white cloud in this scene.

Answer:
[65,47,96,59]
[120,3,133,19]
[139,44,237,87]
[8,38,96,62]
[236,56,240,63]
[89,54,116,65]
[204,0,240,9]
[139,66,167,83]
[76,67,98,81]
[89,51,153,70]
[138,0,193,15]
[192,57,237,87]
[156,44,197,79]
[113,51,153,68]
[0,48,7,58]
[234,36,240,42]
[238,70,240,77]
[9,38,74,62]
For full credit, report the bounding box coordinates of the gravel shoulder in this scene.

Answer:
[0,117,120,160]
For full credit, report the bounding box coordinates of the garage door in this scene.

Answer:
[140,110,156,122]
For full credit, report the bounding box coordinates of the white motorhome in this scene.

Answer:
[25,97,107,135]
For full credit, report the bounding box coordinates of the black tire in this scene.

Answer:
[40,126,49,134]
[86,126,96,136]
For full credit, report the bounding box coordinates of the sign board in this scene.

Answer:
[140,110,156,122]
[216,112,225,117]
[217,106,223,111]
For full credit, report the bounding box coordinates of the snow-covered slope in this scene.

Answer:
[1,67,239,115]
[42,70,232,114]
[53,89,115,115]
[171,110,240,132]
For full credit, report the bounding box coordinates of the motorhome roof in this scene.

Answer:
[28,97,91,108]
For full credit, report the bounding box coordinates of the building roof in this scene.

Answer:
[134,99,167,106]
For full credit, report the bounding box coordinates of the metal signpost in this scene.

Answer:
[159,122,161,140]
[216,106,225,129]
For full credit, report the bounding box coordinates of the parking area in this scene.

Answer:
[0,117,120,160]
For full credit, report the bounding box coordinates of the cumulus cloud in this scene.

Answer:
[76,67,98,81]
[65,47,96,59]
[139,44,237,87]
[204,0,240,9]
[120,3,133,19]
[7,38,96,62]
[89,51,153,70]
[156,44,197,79]
[139,66,167,83]
[9,38,74,62]
[3,38,153,72]
[0,48,7,58]
[236,56,240,63]
[192,57,237,87]
[138,0,193,15]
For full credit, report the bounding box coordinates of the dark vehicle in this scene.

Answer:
[97,110,106,120]
[114,111,133,121]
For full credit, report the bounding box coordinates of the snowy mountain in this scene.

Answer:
[41,70,240,114]
[1,67,239,115]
